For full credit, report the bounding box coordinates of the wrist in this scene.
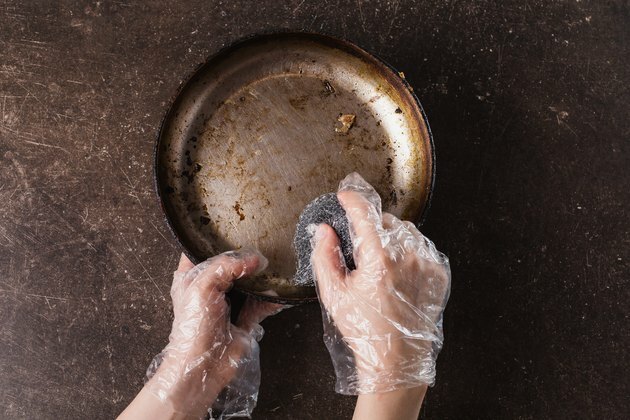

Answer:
[354,386,427,420]
[148,357,222,418]
[350,337,436,393]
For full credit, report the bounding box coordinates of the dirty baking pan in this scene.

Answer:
[154,33,434,304]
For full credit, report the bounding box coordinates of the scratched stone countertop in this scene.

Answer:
[0,1,628,419]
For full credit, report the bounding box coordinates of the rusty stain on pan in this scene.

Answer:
[154,33,435,304]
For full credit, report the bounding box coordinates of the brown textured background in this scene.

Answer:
[0,1,628,419]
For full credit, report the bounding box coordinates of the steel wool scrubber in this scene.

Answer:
[293,193,356,286]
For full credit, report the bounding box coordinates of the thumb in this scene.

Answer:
[171,253,196,308]
[311,224,347,307]
[177,253,195,272]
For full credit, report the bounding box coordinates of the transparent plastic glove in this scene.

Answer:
[146,250,283,419]
[311,173,451,395]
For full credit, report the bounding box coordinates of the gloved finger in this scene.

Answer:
[402,226,448,265]
[384,212,418,235]
[338,172,383,214]
[401,229,451,312]
[382,212,419,254]
[171,253,196,307]
[181,248,267,289]
[177,253,195,272]
[381,212,397,230]
[337,189,384,264]
[402,220,418,232]
[311,223,347,306]
[192,248,265,295]
[236,298,285,335]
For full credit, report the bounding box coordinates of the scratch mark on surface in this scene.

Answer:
[115,278,153,288]
[0,290,69,302]
[121,168,143,206]
[119,232,164,299]
[355,0,367,33]
[292,0,305,15]
[134,256,164,299]
[23,139,70,153]
[18,38,47,45]
[104,340,122,403]
[308,12,319,29]
[0,230,15,246]
[150,220,176,249]
[382,0,401,42]
[15,81,43,106]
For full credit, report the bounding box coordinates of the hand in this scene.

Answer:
[311,173,451,395]
[138,249,282,419]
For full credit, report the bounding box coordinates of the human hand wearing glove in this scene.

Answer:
[311,173,451,419]
[120,173,449,420]
[119,250,283,420]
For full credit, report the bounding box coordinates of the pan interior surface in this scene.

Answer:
[156,34,433,301]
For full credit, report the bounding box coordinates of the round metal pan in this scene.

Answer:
[154,33,434,304]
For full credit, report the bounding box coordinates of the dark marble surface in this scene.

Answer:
[0,1,628,419]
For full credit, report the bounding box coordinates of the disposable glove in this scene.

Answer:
[146,250,282,419]
[311,173,451,395]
